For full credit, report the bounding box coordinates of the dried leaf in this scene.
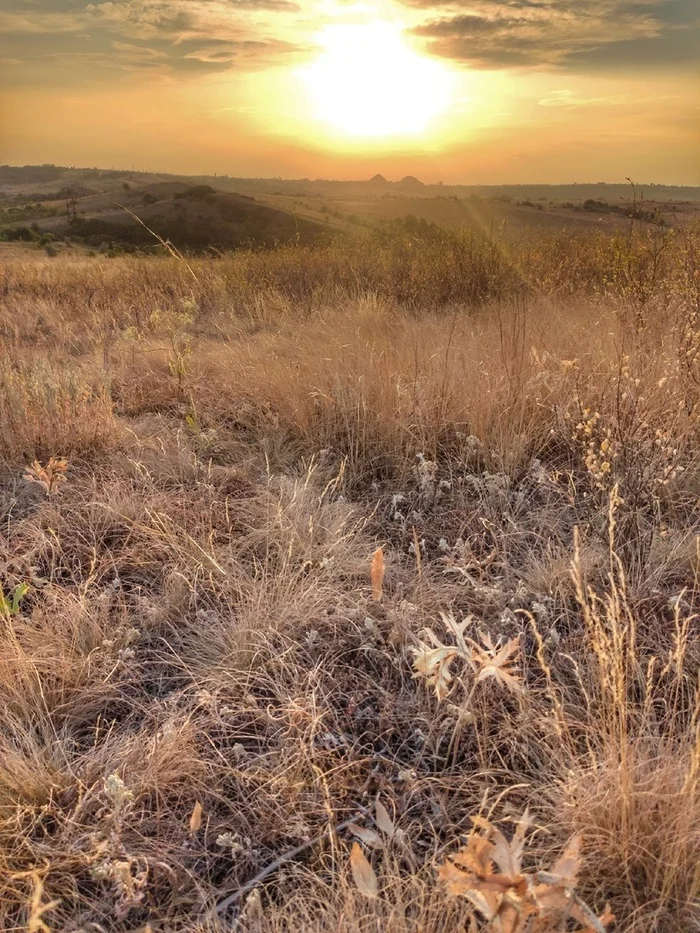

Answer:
[23,458,69,496]
[495,903,523,933]
[350,841,378,898]
[571,898,615,932]
[371,547,385,601]
[461,884,502,922]
[441,611,471,655]
[348,823,383,849]
[440,851,517,924]
[549,833,581,883]
[452,834,495,877]
[489,829,521,880]
[374,799,395,839]
[411,642,458,701]
[440,812,605,933]
[532,881,572,914]
[471,634,524,694]
[595,905,615,930]
[189,800,203,834]
[438,860,483,902]
[490,812,530,880]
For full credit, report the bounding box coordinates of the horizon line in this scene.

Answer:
[3,163,700,191]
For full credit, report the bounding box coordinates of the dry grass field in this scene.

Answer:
[0,224,698,932]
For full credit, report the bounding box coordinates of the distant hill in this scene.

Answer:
[397,176,425,188]
[2,165,699,255]
[2,165,699,204]
[0,174,332,252]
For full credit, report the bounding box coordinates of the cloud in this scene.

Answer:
[409,0,700,71]
[538,88,682,107]
[85,0,299,38]
[181,37,302,66]
[0,0,304,81]
[183,46,237,63]
[0,10,88,33]
[111,40,167,60]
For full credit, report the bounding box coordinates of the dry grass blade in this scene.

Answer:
[411,524,422,578]
[1,226,698,932]
[115,201,199,281]
[27,875,61,933]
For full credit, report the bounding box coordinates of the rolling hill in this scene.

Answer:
[2,165,699,255]
[41,184,330,251]
[0,172,333,253]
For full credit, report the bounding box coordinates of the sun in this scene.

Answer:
[302,22,452,138]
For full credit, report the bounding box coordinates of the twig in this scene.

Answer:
[210,811,365,919]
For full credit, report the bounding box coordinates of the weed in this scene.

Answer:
[0,581,28,618]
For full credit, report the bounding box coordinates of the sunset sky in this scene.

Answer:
[1,0,698,183]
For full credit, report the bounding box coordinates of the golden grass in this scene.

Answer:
[0,228,698,931]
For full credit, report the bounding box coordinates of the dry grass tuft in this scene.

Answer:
[0,228,698,931]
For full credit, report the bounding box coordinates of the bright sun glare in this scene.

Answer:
[303,22,452,138]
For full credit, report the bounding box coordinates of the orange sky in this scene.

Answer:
[1,0,698,183]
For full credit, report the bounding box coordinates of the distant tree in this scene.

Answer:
[174,185,215,201]
[65,183,87,219]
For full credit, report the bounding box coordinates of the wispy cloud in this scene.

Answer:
[538,88,682,107]
[0,0,304,81]
[408,0,700,71]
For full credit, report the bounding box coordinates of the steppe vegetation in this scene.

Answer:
[0,223,698,932]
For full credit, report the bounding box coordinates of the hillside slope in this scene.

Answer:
[37,183,332,250]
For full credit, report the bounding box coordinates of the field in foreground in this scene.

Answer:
[0,227,698,932]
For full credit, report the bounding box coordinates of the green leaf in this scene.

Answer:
[11,583,29,614]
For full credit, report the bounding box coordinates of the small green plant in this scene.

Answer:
[0,582,29,618]
[184,407,201,437]
[168,333,192,399]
